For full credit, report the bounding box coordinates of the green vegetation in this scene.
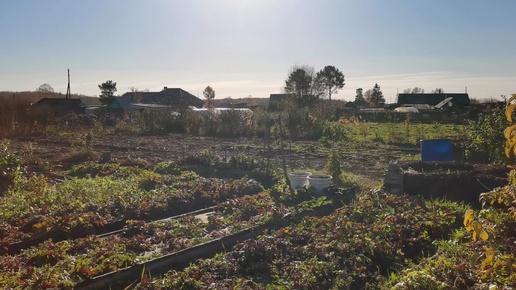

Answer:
[323,120,466,145]
[0,171,353,288]
[0,96,514,289]
[129,192,469,289]
[469,107,510,164]
[0,166,264,249]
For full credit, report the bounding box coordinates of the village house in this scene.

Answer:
[107,87,204,119]
[396,93,471,111]
[32,97,83,117]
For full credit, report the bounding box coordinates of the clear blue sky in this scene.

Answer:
[1,0,515,102]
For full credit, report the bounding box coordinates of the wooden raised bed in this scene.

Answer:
[75,204,334,290]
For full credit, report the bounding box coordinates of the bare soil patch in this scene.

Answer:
[11,133,397,180]
[9,133,511,200]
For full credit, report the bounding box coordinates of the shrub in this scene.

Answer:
[468,107,511,164]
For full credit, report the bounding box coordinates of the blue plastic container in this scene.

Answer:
[420,138,454,161]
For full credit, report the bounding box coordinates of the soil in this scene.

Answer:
[7,133,513,205]
[9,133,400,181]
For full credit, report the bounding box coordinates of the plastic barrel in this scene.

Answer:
[420,138,453,161]
[308,174,333,194]
[289,172,311,188]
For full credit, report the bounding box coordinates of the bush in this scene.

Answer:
[468,107,512,164]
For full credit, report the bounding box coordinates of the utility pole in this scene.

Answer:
[66,69,71,99]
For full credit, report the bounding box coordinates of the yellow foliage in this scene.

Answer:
[504,125,516,158]
[504,125,516,140]
[481,247,495,270]
[463,209,489,241]
[504,94,516,158]
[505,103,516,123]
[463,209,475,231]
[471,221,489,241]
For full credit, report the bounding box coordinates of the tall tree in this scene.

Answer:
[203,86,215,108]
[368,83,385,107]
[98,80,117,105]
[355,88,365,102]
[315,65,345,105]
[284,64,321,107]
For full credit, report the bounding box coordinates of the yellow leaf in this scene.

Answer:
[479,230,489,241]
[504,125,516,140]
[472,220,482,231]
[485,247,494,261]
[464,209,475,229]
[505,133,516,158]
[506,104,516,122]
[508,94,516,105]
[481,247,495,270]
[471,221,486,241]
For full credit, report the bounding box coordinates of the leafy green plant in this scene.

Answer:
[0,139,25,187]
[153,161,181,175]
[468,107,510,164]
[327,150,342,185]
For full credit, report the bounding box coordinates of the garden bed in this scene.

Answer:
[120,191,468,289]
[0,171,264,255]
[401,161,510,206]
[0,180,354,289]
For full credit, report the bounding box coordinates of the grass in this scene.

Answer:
[339,171,379,191]
[338,121,468,145]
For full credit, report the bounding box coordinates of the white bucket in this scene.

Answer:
[308,174,333,193]
[288,172,311,188]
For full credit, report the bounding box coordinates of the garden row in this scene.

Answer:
[0,161,264,255]
[121,184,516,289]
[0,178,355,289]
[124,190,468,289]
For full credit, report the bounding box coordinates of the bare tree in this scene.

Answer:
[128,87,148,103]
[431,88,445,93]
[35,84,55,94]
[364,89,372,105]
[403,87,425,94]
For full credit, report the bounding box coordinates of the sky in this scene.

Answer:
[1,0,515,102]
